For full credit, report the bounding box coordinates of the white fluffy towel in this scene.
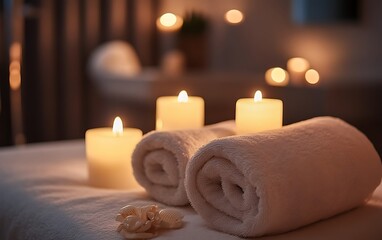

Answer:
[132,121,236,206]
[185,116,382,237]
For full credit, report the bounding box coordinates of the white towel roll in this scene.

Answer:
[185,117,382,237]
[132,121,236,206]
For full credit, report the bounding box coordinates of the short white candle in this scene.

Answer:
[156,90,204,130]
[235,90,283,134]
[85,117,142,189]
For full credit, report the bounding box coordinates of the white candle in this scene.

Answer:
[156,90,204,130]
[85,117,142,189]
[235,90,283,134]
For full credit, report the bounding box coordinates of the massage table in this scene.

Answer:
[0,140,381,239]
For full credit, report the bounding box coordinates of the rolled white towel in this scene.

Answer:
[185,117,382,237]
[132,121,236,206]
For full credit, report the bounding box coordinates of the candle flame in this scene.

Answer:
[178,90,188,103]
[112,116,123,135]
[254,90,262,102]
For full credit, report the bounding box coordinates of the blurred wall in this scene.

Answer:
[158,0,382,85]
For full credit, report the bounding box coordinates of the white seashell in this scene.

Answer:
[137,220,152,233]
[158,208,184,229]
[147,211,162,227]
[116,204,184,237]
[115,214,125,223]
[119,205,137,217]
[123,215,144,231]
[123,215,153,233]
[116,223,124,232]
[137,205,158,221]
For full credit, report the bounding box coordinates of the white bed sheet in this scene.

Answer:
[0,140,381,240]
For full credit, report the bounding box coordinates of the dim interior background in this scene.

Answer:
[0,0,381,155]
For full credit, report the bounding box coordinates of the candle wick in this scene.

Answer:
[114,131,123,137]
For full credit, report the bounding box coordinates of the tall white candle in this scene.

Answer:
[85,117,142,189]
[156,90,204,130]
[235,90,283,134]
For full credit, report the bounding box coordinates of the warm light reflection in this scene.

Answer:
[305,69,320,84]
[8,42,24,146]
[271,68,287,83]
[9,43,22,91]
[225,9,244,24]
[254,90,262,102]
[178,90,189,103]
[156,13,183,32]
[10,42,22,60]
[9,61,21,71]
[9,61,21,91]
[160,13,177,26]
[112,116,123,135]
[287,57,310,73]
[9,70,21,90]
[265,67,289,86]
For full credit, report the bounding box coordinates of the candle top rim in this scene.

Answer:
[237,98,282,102]
[157,95,202,98]
[86,127,142,137]
[157,96,203,103]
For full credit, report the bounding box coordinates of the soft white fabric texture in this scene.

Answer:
[185,116,382,237]
[132,121,236,206]
[1,141,382,239]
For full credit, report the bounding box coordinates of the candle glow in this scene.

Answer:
[85,117,142,189]
[112,117,123,135]
[254,90,262,102]
[287,57,310,85]
[156,13,183,32]
[287,57,310,73]
[265,67,289,86]
[178,90,189,103]
[225,9,244,24]
[156,91,204,130]
[236,90,283,134]
[305,69,320,85]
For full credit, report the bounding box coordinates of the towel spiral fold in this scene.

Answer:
[186,117,382,237]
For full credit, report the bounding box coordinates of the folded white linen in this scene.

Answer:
[132,121,236,206]
[185,116,382,237]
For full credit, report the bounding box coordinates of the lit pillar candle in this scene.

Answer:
[85,116,142,189]
[156,90,204,130]
[235,90,283,134]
